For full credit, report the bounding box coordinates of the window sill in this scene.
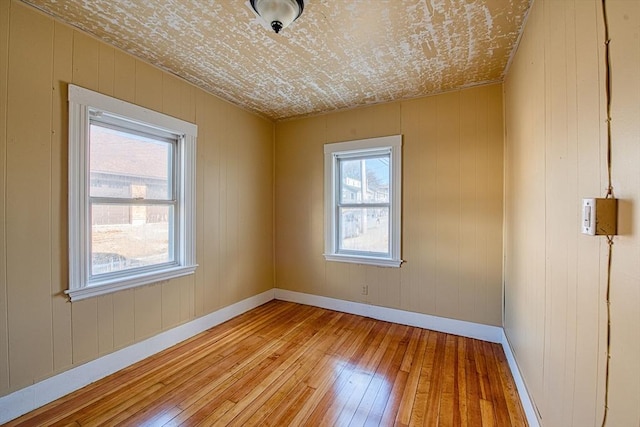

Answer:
[324,254,403,268]
[66,264,198,301]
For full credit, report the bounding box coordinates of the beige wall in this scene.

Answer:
[275,84,504,327]
[0,1,274,397]
[504,0,640,425]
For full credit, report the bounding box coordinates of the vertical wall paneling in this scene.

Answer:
[274,116,327,297]
[435,92,461,321]
[97,295,114,355]
[459,88,479,321]
[69,26,101,368]
[134,285,162,340]
[161,73,181,119]
[485,85,503,327]
[112,290,135,350]
[201,93,216,313]
[193,90,207,317]
[97,44,114,96]
[134,60,163,111]
[219,106,238,306]
[542,0,570,422]
[398,99,422,313]
[51,20,73,373]
[71,31,99,91]
[0,0,11,395]
[504,0,640,424]
[217,103,230,308]
[503,0,548,408]
[244,114,274,298]
[572,2,603,424]
[275,86,504,328]
[71,299,98,364]
[0,1,274,398]
[113,50,135,103]
[237,109,252,302]
[6,2,54,389]
[160,280,181,331]
[406,96,439,316]
[559,1,579,423]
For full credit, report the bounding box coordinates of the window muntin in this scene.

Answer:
[68,84,197,301]
[324,135,402,267]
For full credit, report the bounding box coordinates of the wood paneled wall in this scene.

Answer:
[0,1,274,397]
[503,0,640,425]
[275,84,504,327]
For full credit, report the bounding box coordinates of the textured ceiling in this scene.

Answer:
[22,0,531,121]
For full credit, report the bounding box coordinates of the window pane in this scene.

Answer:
[91,204,174,276]
[90,124,173,200]
[340,156,389,204]
[339,207,389,254]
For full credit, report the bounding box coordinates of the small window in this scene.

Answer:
[68,85,197,301]
[324,135,403,267]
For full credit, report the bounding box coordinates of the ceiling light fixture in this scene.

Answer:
[250,0,304,34]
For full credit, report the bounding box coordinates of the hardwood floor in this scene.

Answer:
[7,300,526,426]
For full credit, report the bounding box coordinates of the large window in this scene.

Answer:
[324,135,402,267]
[68,85,197,301]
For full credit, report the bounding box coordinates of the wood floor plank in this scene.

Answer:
[7,301,527,427]
[328,321,392,426]
[288,315,376,425]
[364,325,412,426]
[457,337,469,427]
[424,332,448,426]
[348,322,403,426]
[396,329,429,425]
[492,344,527,426]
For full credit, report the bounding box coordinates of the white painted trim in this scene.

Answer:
[323,253,402,268]
[323,135,403,268]
[0,289,275,424]
[67,265,198,302]
[68,85,198,136]
[501,330,540,427]
[67,84,198,301]
[274,289,503,343]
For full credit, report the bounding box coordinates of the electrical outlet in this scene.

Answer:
[361,285,368,295]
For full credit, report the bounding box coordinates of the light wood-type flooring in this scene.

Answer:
[7,300,526,426]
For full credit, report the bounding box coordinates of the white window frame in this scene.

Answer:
[324,135,403,267]
[67,85,197,301]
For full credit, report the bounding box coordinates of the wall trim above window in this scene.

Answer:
[323,134,403,267]
[67,85,198,301]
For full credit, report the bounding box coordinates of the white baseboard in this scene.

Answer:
[501,330,540,427]
[0,289,275,424]
[274,288,503,343]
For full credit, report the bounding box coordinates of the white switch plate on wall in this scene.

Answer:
[582,198,596,235]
